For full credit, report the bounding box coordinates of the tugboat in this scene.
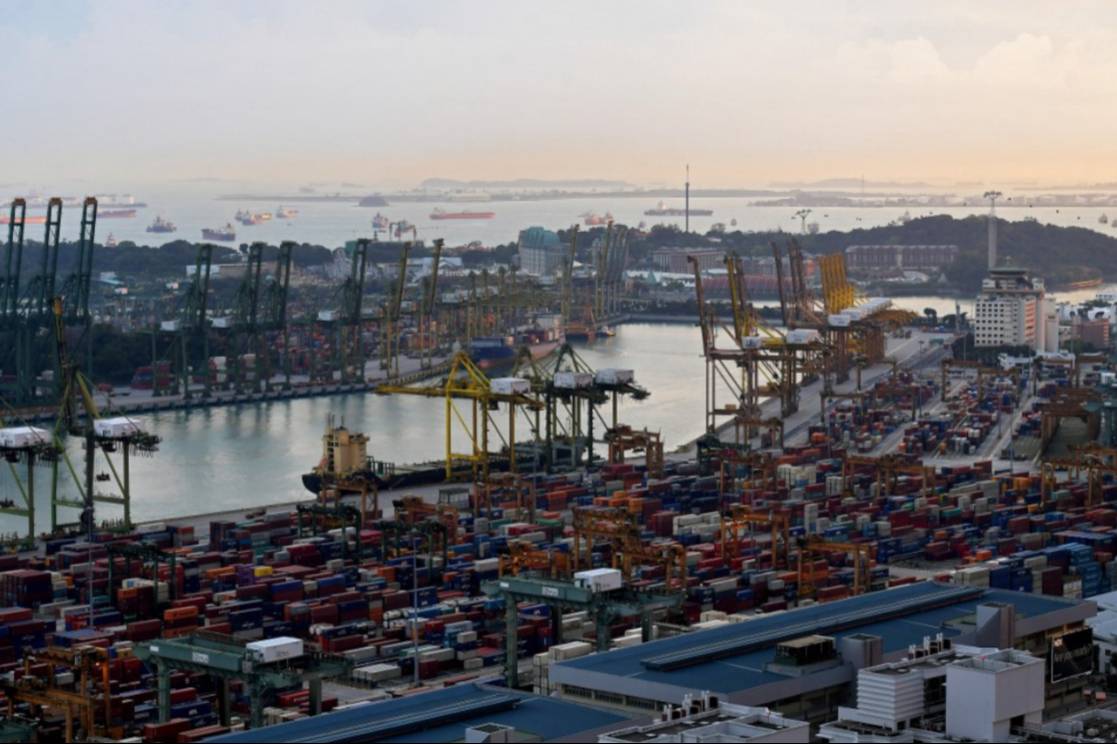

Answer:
[277,206,298,219]
[372,212,390,231]
[105,233,118,248]
[235,209,258,226]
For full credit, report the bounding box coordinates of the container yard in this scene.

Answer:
[0,221,1114,741]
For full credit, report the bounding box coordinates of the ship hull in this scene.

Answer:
[430,212,495,220]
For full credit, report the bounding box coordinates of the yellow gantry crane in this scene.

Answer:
[377,351,543,480]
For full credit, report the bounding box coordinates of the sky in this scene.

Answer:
[3,1,1117,190]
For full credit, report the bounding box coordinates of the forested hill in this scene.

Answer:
[711,215,1116,291]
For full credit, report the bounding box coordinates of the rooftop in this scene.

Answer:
[207,682,633,743]
[551,582,1087,698]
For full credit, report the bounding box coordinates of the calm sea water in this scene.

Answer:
[18,181,1117,249]
[4,279,1115,533]
[6,181,1117,533]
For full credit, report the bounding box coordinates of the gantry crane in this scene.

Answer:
[135,631,350,730]
[571,506,687,588]
[512,343,649,471]
[339,238,370,383]
[719,505,791,570]
[2,644,121,741]
[58,197,98,379]
[377,351,543,480]
[692,252,819,442]
[261,241,293,390]
[419,238,444,369]
[380,240,411,377]
[842,453,933,499]
[498,540,572,579]
[11,197,64,404]
[605,425,665,478]
[50,296,160,533]
[796,536,875,599]
[229,242,264,393]
[177,244,213,399]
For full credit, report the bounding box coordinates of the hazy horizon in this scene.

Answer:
[6,1,1117,190]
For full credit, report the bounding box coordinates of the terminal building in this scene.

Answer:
[206,582,1097,744]
[547,582,1092,726]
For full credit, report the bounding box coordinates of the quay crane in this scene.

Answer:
[377,351,544,481]
[511,342,649,471]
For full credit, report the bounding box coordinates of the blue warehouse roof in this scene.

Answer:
[552,581,1088,698]
[207,682,634,743]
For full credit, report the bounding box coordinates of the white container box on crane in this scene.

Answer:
[554,371,594,390]
[786,329,821,345]
[93,418,141,439]
[573,568,622,593]
[0,427,49,448]
[594,368,634,385]
[490,377,530,395]
[246,637,304,664]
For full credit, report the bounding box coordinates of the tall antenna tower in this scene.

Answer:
[983,190,1002,270]
[685,164,690,233]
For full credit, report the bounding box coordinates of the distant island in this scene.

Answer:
[420,177,631,190]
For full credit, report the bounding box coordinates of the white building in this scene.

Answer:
[819,644,1045,743]
[519,226,566,277]
[973,267,1055,352]
[599,695,810,743]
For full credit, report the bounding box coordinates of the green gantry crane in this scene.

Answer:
[482,575,682,689]
[135,631,351,730]
[178,244,214,399]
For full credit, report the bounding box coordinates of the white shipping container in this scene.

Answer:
[246,637,304,663]
[490,377,530,395]
[594,368,634,385]
[786,329,821,345]
[553,371,594,389]
[93,417,141,439]
[0,426,49,449]
[573,568,622,593]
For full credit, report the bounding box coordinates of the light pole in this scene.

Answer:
[794,209,812,235]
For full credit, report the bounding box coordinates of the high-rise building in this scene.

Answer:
[973,267,1051,351]
[518,226,565,276]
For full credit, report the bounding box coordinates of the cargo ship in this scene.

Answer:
[1062,277,1103,291]
[95,194,146,208]
[146,215,177,233]
[99,209,137,219]
[277,206,298,219]
[0,215,47,225]
[430,208,495,220]
[202,223,236,241]
[105,233,118,248]
[301,417,445,495]
[644,200,713,217]
[358,195,389,207]
[371,213,390,230]
[469,321,563,373]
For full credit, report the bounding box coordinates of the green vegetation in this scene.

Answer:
[626,215,1117,292]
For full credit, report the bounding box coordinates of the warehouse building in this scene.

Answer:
[209,682,636,742]
[547,581,1092,726]
[845,244,959,275]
